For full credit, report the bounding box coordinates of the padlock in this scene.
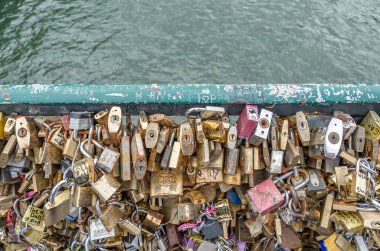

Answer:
[43,179,73,226]
[15,117,39,149]
[177,202,195,222]
[247,178,285,215]
[200,220,224,240]
[156,126,170,154]
[72,140,95,185]
[72,185,97,207]
[94,109,109,125]
[91,173,121,202]
[202,119,226,142]
[295,111,310,146]
[145,122,160,149]
[248,109,273,146]
[120,126,132,181]
[96,200,123,232]
[239,141,253,174]
[160,128,176,168]
[226,125,237,149]
[89,217,117,241]
[334,111,357,140]
[148,113,177,127]
[49,126,65,150]
[244,219,263,237]
[358,211,380,229]
[209,145,224,169]
[236,104,259,139]
[269,150,283,174]
[307,169,326,192]
[168,140,182,169]
[224,147,239,175]
[131,127,147,180]
[62,130,81,160]
[4,113,17,139]
[223,167,241,185]
[179,122,195,156]
[279,119,289,151]
[119,218,141,235]
[285,139,300,168]
[150,169,183,198]
[108,106,122,146]
[324,117,343,159]
[0,135,17,168]
[353,125,365,153]
[69,111,93,130]
[148,147,160,172]
[92,139,120,173]
[142,210,164,234]
[197,138,210,168]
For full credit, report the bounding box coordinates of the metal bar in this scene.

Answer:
[0,83,379,105]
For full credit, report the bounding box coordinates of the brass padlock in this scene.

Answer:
[4,113,17,139]
[144,122,160,149]
[43,179,73,226]
[0,135,17,168]
[15,117,39,149]
[197,138,210,168]
[239,141,253,175]
[63,130,82,160]
[108,106,122,146]
[180,122,195,156]
[91,173,121,202]
[72,185,97,207]
[156,126,170,154]
[96,200,123,232]
[120,126,132,181]
[131,127,147,180]
[150,169,183,198]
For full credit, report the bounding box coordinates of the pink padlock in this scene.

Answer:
[236,104,259,139]
[247,178,285,215]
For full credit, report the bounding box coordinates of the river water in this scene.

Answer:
[1,0,380,84]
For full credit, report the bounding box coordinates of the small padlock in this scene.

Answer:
[236,104,259,139]
[16,117,39,149]
[4,113,17,139]
[108,106,122,146]
[248,109,273,146]
[180,122,195,156]
[92,139,120,173]
[131,127,147,180]
[120,126,132,181]
[145,122,160,149]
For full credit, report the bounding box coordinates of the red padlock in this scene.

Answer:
[236,104,259,139]
[247,178,285,215]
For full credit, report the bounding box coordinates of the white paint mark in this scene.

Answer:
[106,93,125,97]
[30,84,49,94]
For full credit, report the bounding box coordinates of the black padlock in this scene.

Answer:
[200,220,223,240]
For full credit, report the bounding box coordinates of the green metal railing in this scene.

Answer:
[0,83,378,116]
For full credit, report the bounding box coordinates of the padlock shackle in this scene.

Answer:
[95,124,102,142]
[91,138,105,150]
[49,179,73,205]
[95,199,102,216]
[80,139,92,158]
[12,197,22,219]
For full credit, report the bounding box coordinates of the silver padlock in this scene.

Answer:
[92,139,120,173]
[69,112,93,130]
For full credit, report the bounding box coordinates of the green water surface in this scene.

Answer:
[0,0,379,84]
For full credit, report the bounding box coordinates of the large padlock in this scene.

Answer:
[150,169,183,198]
[92,139,120,173]
[43,179,73,226]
